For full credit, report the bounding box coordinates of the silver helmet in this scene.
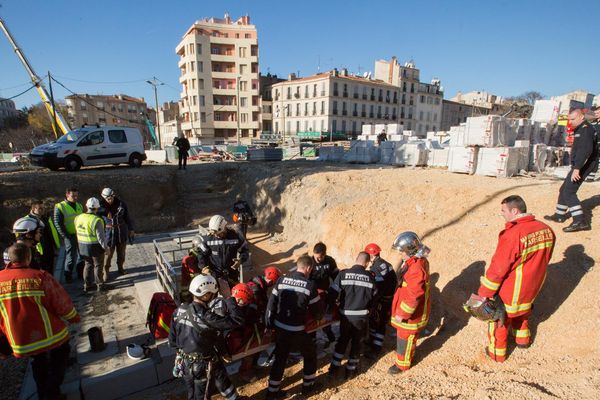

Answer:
[392,231,421,256]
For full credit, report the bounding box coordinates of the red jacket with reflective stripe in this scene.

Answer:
[0,263,80,357]
[478,215,555,318]
[391,256,430,332]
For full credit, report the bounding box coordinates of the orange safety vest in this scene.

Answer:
[0,264,80,357]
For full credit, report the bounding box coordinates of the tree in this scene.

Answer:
[26,102,68,134]
[506,91,544,106]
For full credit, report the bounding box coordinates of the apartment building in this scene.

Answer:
[157,101,182,147]
[64,94,150,137]
[0,97,19,127]
[415,80,443,135]
[176,14,259,144]
[259,73,285,134]
[270,69,400,137]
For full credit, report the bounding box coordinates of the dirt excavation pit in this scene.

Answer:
[1,161,599,399]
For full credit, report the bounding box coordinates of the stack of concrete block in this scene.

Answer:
[374,124,387,134]
[345,141,380,164]
[531,99,560,123]
[529,143,550,172]
[514,119,534,141]
[362,125,375,136]
[463,115,517,147]
[448,124,466,146]
[475,147,522,178]
[448,146,479,174]
[318,146,345,162]
[428,147,450,167]
[387,123,403,135]
[513,140,530,172]
[391,141,428,167]
[388,134,405,141]
[379,141,398,164]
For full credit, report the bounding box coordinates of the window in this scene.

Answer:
[191,79,196,90]
[434,113,438,121]
[287,87,291,99]
[199,79,204,89]
[304,85,309,98]
[341,120,346,132]
[304,120,309,131]
[313,102,317,115]
[321,101,325,115]
[108,130,127,143]
[332,119,337,131]
[196,44,202,54]
[239,47,246,57]
[239,81,247,91]
[245,33,251,39]
[304,103,308,115]
[192,96,197,106]
[193,112,198,121]
[241,113,248,123]
[296,121,300,133]
[313,84,317,97]
[296,103,300,116]
[201,112,206,122]
[190,62,195,72]
[96,101,104,110]
[240,64,246,74]
[420,95,425,103]
[419,111,424,121]
[435,97,440,105]
[199,62,203,73]
[240,97,247,107]
[200,96,205,107]
[78,131,104,146]
[211,47,219,55]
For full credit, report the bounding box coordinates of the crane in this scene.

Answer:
[0,17,71,137]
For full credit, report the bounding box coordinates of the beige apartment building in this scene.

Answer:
[270,69,400,137]
[176,14,259,144]
[64,94,151,136]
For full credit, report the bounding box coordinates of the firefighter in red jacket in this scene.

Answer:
[389,231,431,374]
[479,195,555,362]
[0,242,80,400]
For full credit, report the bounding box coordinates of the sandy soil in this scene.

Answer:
[1,161,599,399]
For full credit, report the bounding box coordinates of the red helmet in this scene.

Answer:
[264,266,282,285]
[231,283,254,306]
[364,243,381,256]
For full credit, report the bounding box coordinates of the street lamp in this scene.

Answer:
[281,104,289,145]
[146,77,164,149]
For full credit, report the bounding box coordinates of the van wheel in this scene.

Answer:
[64,156,82,171]
[129,153,143,168]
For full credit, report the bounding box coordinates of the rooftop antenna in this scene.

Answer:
[317,55,320,72]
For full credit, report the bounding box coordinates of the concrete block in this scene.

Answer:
[81,357,158,400]
[145,150,167,163]
[448,146,479,174]
[427,148,450,168]
[475,147,522,178]
[391,142,428,166]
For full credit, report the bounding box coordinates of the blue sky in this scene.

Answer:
[1,0,598,109]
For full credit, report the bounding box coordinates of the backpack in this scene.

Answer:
[146,292,177,339]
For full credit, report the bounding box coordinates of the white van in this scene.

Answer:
[30,126,147,171]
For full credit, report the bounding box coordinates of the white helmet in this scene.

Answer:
[13,217,41,236]
[86,197,101,210]
[126,343,145,360]
[208,215,227,233]
[101,187,115,199]
[189,274,218,297]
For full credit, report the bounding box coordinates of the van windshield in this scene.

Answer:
[56,129,88,144]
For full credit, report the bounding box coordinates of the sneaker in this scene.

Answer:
[387,365,403,375]
[301,381,323,396]
[562,221,591,233]
[543,214,567,223]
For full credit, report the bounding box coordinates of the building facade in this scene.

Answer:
[551,90,595,114]
[176,14,260,144]
[157,101,182,147]
[270,69,400,137]
[414,80,443,135]
[440,99,492,131]
[259,73,285,134]
[65,94,151,139]
[451,90,504,108]
[0,97,19,128]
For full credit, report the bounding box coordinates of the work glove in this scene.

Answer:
[201,266,212,275]
[230,258,241,270]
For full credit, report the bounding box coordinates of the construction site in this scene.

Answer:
[1,157,599,399]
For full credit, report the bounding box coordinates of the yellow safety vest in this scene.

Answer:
[54,201,83,235]
[48,217,61,249]
[74,213,104,245]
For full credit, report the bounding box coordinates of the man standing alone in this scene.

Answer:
[175,135,191,170]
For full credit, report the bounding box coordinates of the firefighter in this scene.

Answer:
[364,242,398,356]
[74,198,108,293]
[265,255,323,399]
[195,215,249,288]
[479,195,555,362]
[99,187,135,278]
[247,266,281,313]
[587,106,600,181]
[327,251,377,379]
[2,217,44,270]
[0,242,80,400]
[230,283,262,383]
[544,108,598,232]
[50,187,84,283]
[169,274,247,400]
[389,231,431,374]
[27,200,55,273]
[309,242,339,345]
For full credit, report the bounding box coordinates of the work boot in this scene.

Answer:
[516,343,530,349]
[563,221,591,232]
[328,365,340,377]
[366,348,382,360]
[387,365,403,375]
[301,381,323,397]
[345,368,358,380]
[543,214,567,223]
[118,268,126,276]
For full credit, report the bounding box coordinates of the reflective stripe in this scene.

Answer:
[375,276,384,282]
[304,373,316,380]
[271,289,278,296]
[571,210,584,216]
[509,241,553,313]
[0,302,15,345]
[274,320,304,331]
[333,352,344,359]
[341,280,373,289]
[569,205,582,211]
[220,385,235,397]
[207,239,239,246]
[48,218,61,249]
[0,290,45,301]
[34,296,53,338]
[555,209,567,215]
[480,275,500,291]
[330,283,340,292]
[341,309,368,316]
[63,308,77,320]
[277,284,310,296]
[309,295,320,305]
[9,327,69,355]
[158,316,170,334]
[512,328,530,338]
[556,204,568,210]
[400,302,415,314]
[269,379,281,386]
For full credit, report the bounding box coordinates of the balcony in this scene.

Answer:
[352,111,358,117]
[342,110,347,116]
[370,95,375,101]
[361,112,366,117]
[213,120,238,129]
[386,97,390,103]
[393,98,398,104]
[210,53,235,62]
[211,70,236,79]
[377,113,382,119]
[378,96,383,102]
[369,113,374,118]
[353,93,359,99]
[212,87,236,95]
[333,109,338,115]
[343,92,348,98]
[333,91,339,96]
[392,115,397,120]
[362,94,367,100]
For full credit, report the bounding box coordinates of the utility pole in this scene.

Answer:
[146,77,164,149]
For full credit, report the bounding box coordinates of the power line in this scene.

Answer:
[50,77,144,125]
[0,80,36,91]
[52,74,152,85]
[2,84,36,100]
